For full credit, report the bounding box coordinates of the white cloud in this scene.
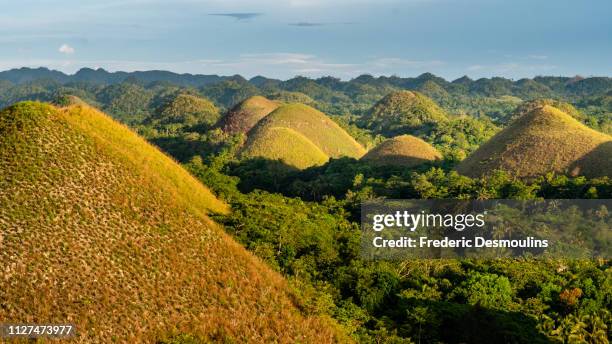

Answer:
[193,53,358,77]
[58,44,75,55]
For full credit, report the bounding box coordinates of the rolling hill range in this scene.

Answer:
[219,95,279,134]
[241,103,366,168]
[361,135,442,167]
[0,102,344,343]
[361,90,449,136]
[456,105,612,179]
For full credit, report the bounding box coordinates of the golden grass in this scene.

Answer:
[246,103,366,159]
[220,95,279,134]
[65,104,228,215]
[241,127,329,169]
[0,102,347,343]
[361,134,442,167]
[456,105,612,179]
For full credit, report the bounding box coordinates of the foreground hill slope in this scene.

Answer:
[456,105,612,179]
[0,102,344,343]
[361,135,442,167]
[362,90,449,136]
[219,95,279,134]
[245,103,366,161]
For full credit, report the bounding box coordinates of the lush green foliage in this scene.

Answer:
[187,154,612,343]
[2,69,611,135]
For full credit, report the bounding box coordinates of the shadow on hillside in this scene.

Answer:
[395,297,557,344]
[227,156,445,201]
[228,157,300,194]
[150,136,212,163]
[568,141,612,178]
[365,154,438,168]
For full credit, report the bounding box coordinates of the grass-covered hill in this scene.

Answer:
[361,134,442,167]
[241,127,329,169]
[150,93,220,126]
[242,103,366,167]
[361,90,449,136]
[456,105,612,179]
[0,102,345,343]
[219,95,279,134]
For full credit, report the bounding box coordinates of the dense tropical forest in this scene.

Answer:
[1,67,611,343]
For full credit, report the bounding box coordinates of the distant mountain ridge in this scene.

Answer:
[1,68,610,97]
[0,67,229,86]
[1,67,610,138]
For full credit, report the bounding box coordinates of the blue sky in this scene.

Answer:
[1,0,610,80]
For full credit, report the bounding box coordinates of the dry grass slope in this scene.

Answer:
[0,102,347,343]
[456,105,612,179]
[241,127,329,169]
[220,95,279,134]
[361,135,442,167]
[247,103,366,160]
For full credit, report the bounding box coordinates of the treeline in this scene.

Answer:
[1,68,611,123]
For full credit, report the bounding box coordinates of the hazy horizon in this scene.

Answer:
[2,65,609,83]
[2,0,611,80]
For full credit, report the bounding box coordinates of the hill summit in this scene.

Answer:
[361,135,442,167]
[151,93,220,126]
[362,90,448,136]
[503,98,584,124]
[0,102,344,342]
[456,105,612,179]
[241,103,366,168]
[219,95,279,134]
